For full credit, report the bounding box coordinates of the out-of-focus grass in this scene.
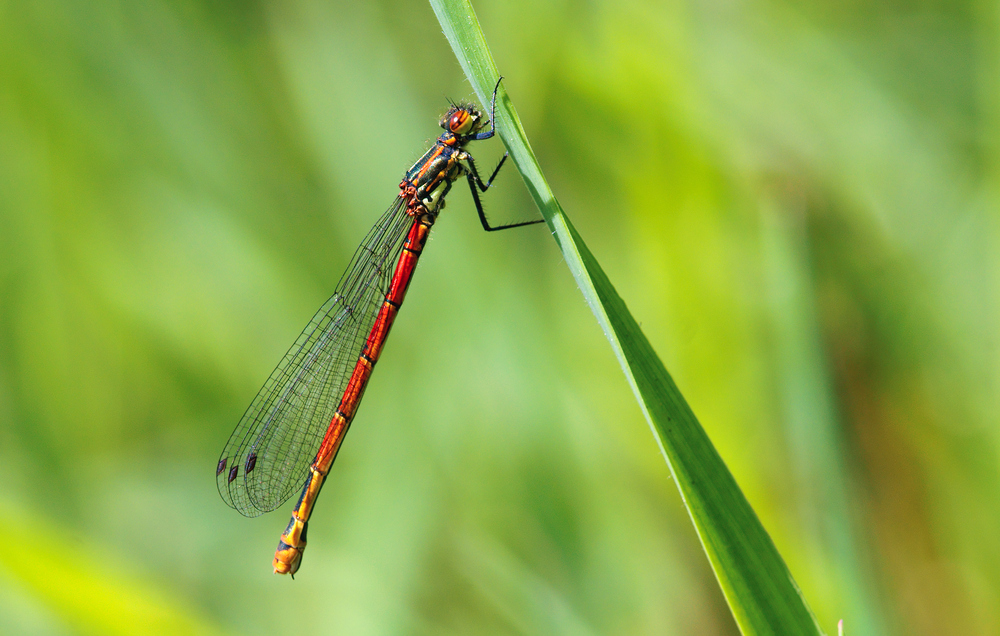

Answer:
[0,1,996,634]
[0,501,218,635]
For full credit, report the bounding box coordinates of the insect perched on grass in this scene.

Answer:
[216,77,541,576]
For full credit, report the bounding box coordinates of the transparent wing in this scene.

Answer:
[217,197,413,517]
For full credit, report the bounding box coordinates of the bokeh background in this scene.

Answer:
[1,0,997,634]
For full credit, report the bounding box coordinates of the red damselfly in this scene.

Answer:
[216,78,540,576]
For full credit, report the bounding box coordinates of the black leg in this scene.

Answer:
[465,168,545,232]
[473,77,504,142]
[486,154,507,188]
[466,152,507,192]
[467,76,545,232]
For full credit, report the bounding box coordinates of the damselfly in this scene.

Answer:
[216,78,540,576]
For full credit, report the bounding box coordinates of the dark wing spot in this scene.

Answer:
[217,457,227,476]
[228,465,239,483]
[245,452,257,474]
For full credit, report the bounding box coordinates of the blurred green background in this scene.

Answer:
[1,0,996,634]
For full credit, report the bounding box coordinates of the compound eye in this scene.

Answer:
[449,111,475,134]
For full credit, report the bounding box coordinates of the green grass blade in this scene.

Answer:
[430,1,826,633]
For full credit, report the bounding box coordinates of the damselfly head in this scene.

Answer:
[440,105,484,136]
